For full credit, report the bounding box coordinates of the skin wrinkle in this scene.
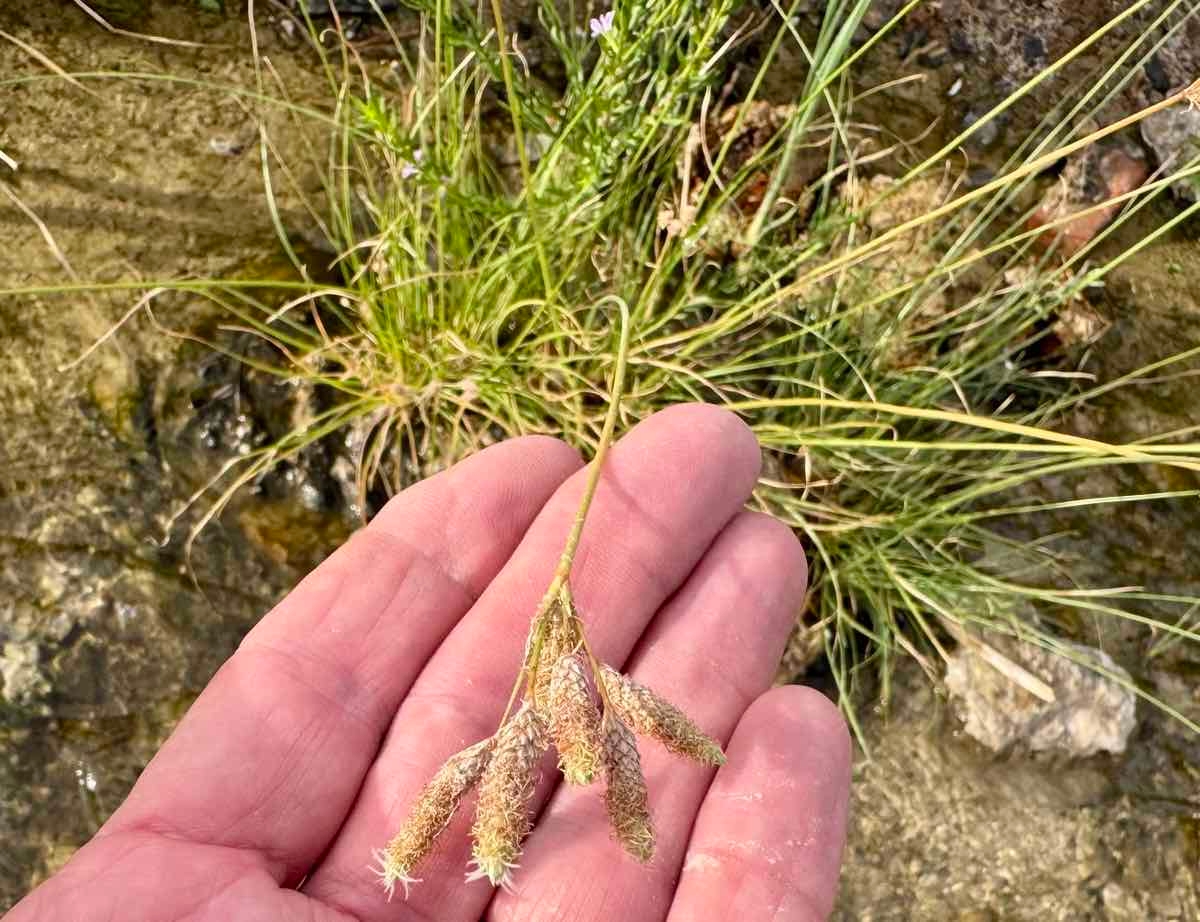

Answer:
[673,844,827,922]
[112,791,301,881]
[236,537,466,735]
[318,529,436,638]
[234,642,387,736]
[365,519,492,607]
[35,832,165,899]
[372,691,499,817]
[570,481,681,604]
[634,514,806,712]
[98,668,367,879]
[399,646,523,728]
[66,833,276,922]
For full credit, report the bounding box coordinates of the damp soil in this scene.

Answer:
[1,1,1199,918]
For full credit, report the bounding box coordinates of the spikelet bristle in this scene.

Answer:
[533,601,582,707]
[547,653,603,784]
[601,710,655,862]
[601,665,726,767]
[470,705,548,885]
[373,737,494,898]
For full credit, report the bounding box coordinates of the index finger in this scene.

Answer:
[100,435,582,881]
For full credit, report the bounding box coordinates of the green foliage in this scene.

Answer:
[60,0,1200,738]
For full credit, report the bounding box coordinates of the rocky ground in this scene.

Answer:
[1,1,1199,917]
[0,0,349,905]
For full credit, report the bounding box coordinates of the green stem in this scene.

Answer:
[486,0,553,296]
[499,299,632,725]
[546,298,632,591]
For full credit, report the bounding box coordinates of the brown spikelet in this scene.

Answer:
[469,705,548,888]
[372,738,494,900]
[600,665,726,767]
[547,654,603,784]
[601,710,655,862]
[533,603,581,707]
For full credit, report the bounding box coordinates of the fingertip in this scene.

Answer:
[499,433,587,475]
[370,433,582,537]
[640,403,762,487]
[383,433,583,507]
[671,686,851,922]
[725,511,809,602]
[738,685,852,782]
[668,684,852,922]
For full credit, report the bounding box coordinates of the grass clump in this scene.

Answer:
[21,0,1200,739]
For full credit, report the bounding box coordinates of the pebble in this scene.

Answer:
[945,637,1137,757]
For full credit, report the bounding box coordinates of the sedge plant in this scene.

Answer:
[7,1,1200,751]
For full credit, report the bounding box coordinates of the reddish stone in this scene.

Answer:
[1026,148,1149,257]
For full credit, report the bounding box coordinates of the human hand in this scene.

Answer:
[9,404,851,922]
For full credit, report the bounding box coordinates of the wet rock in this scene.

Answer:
[1143,55,1172,95]
[84,0,150,27]
[156,334,345,514]
[295,0,399,13]
[862,3,906,34]
[944,637,1137,756]
[961,106,1001,150]
[1021,34,1047,69]
[208,136,247,158]
[1,642,49,711]
[1140,106,1200,202]
[1101,882,1147,921]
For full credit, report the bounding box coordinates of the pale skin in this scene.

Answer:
[9,404,852,922]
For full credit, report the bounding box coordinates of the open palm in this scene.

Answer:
[9,405,850,922]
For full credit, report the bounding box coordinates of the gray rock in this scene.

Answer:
[944,637,1137,756]
[1141,106,1200,202]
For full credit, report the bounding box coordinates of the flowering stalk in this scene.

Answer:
[374,299,727,896]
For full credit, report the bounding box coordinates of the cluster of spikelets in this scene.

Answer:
[371,591,725,898]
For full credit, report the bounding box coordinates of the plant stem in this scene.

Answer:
[485,0,553,296]
[500,299,632,724]
[546,298,632,590]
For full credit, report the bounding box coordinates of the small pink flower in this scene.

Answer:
[589,10,614,38]
[401,148,425,179]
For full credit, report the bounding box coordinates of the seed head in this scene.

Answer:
[600,665,726,767]
[469,705,549,888]
[533,601,581,707]
[547,654,603,784]
[372,737,494,900]
[601,710,654,862]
